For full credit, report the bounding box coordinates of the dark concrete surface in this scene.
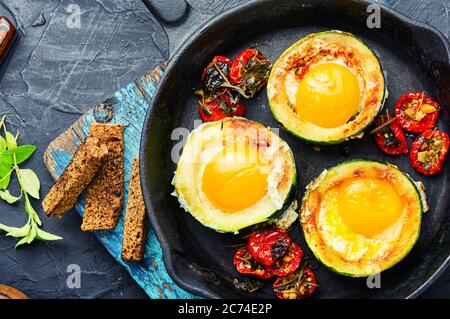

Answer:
[0,0,448,299]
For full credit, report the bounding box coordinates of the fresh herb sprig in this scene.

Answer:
[0,115,62,247]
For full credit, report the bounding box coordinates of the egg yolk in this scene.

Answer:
[295,63,360,128]
[337,177,404,238]
[202,145,270,213]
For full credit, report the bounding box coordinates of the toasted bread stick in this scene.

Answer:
[81,124,124,231]
[122,158,147,262]
[42,137,108,218]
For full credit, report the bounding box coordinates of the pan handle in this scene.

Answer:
[141,0,189,24]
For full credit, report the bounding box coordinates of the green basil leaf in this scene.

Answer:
[5,223,30,238]
[24,198,41,226]
[36,228,63,241]
[0,189,21,204]
[15,224,37,248]
[19,168,40,199]
[0,163,11,189]
[0,152,13,165]
[5,131,16,149]
[0,175,11,189]
[0,222,15,233]
[26,225,37,244]
[15,233,32,248]
[0,135,6,152]
[2,145,36,164]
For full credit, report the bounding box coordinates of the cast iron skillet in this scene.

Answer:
[140,0,450,298]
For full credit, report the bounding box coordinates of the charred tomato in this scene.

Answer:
[248,228,291,267]
[273,265,317,299]
[410,129,449,175]
[198,91,245,122]
[372,114,408,155]
[233,245,273,280]
[229,48,271,98]
[394,92,440,133]
[267,243,303,277]
[197,55,231,102]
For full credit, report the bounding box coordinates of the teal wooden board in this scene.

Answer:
[43,64,198,299]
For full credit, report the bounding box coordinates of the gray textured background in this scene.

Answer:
[0,0,449,298]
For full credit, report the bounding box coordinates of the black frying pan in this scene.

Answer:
[140,0,450,298]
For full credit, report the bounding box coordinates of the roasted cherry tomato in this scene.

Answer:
[233,246,273,280]
[229,48,271,98]
[372,114,408,155]
[248,229,291,267]
[410,129,449,175]
[201,56,230,81]
[394,92,440,133]
[267,243,303,277]
[273,266,317,299]
[198,91,245,122]
[198,55,231,101]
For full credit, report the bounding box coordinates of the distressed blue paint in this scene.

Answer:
[48,148,75,177]
[45,66,198,299]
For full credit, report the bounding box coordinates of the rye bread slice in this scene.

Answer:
[122,158,147,262]
[42,136,108,218]
[81,124,124,231]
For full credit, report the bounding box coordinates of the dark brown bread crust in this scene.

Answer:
[42,137,108,218]
[122,158,147,262]
[81,124,124,231]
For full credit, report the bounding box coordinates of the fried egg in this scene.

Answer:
[301,160,426,276]
[173,118,297,233]
[268,31,386,144]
